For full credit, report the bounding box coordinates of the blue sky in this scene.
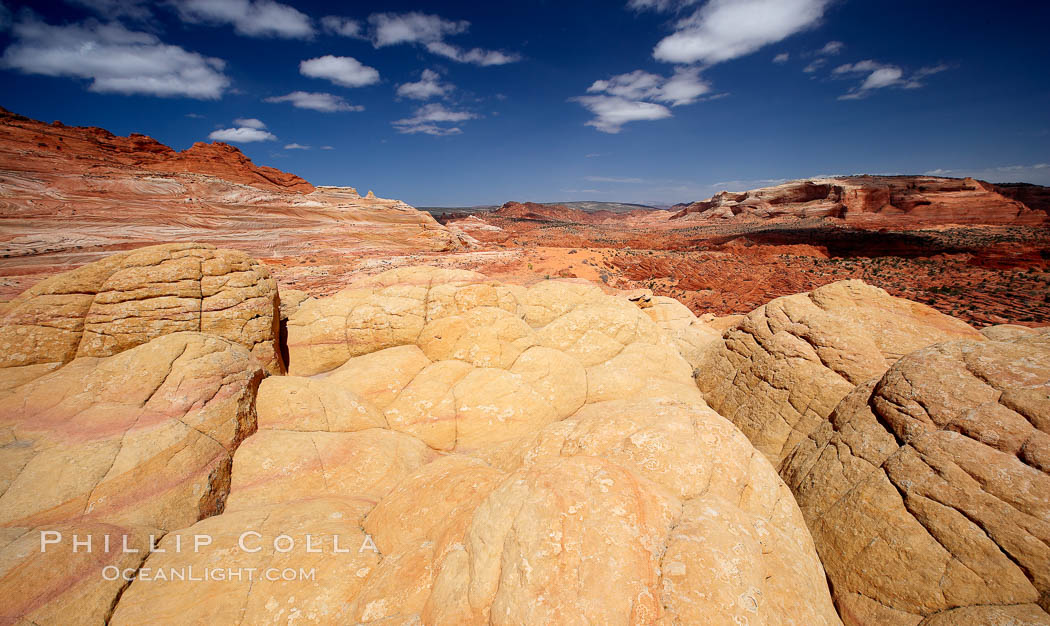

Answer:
[1,0,1048,207]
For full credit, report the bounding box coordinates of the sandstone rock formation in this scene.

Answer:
[0,242,284,376]
[642,293,724,369]
[670,175,1047,226]
[780,330,1050,624]
[994,182,1050,214]
[0,332,263,530]
[0,108,468,301]
[3,242,1046,625]
[0,106,312,193]
[105,265,841,625]
[0,332,264,624]
[697,279,983,468]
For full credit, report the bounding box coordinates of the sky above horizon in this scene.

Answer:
[1,0,1048,207]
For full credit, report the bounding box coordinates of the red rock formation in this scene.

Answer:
[443,178,1049,327]
[0,106,313,193]
[0,108,469,300]
[994,182,1050,214]
[671,175,1046,226]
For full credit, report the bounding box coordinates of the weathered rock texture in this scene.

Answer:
[0,332,263,529]
[641,292,724,369]
[781,330,1050,624]
[0,331,264,624]
[7,247,1045,625]
[697,280,983,468]
[109,266,841,625]
[0,242,284,375]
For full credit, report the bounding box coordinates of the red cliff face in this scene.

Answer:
[994,182,1050,214]
[0,106,314,193]
[671,175,1046,226]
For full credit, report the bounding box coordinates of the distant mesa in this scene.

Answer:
[668,175,1047,226]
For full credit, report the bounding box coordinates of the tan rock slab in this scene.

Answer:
[224,429,435,512]
[0,243,283,375]
[109,499,379,625]
[697,279,983,468]
[255,376,386,432]
[782,334,1050,622]
[0,332,263,531]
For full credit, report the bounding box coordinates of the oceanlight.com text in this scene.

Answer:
[102,566,317,582]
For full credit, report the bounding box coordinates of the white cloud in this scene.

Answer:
[186,112,205,119]
[265,91,363,112]
[233,117,266,129]
[0,17,230,99]
[369,12,467,46]
[571,95,672,134]
[924,168,952,176]
[366,12,520,66]
[170,0,314,39]
[424,41,521,66]
[320,145,335,150]
[587,68,710,107]
[859,67,903,90]
[653,0,830,65]
[586,176,646,183]
[588,70,662,100]
[284,143,310,150]
[393,103,477,135]
[320,15,363,38]
[818,40,844,55]
[773,52,789,63]
[833,59,889,74]
[300,55,379,88]
[575,67,710,132]
[209,126,276,142]
[803,59,826,73]
[657,67,712,105]
[398,124,463,136]
[397,69,452,100]
[835,60,948,99]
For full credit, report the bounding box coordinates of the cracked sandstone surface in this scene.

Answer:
[108,264,840,625]
[1,249,1046,625]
